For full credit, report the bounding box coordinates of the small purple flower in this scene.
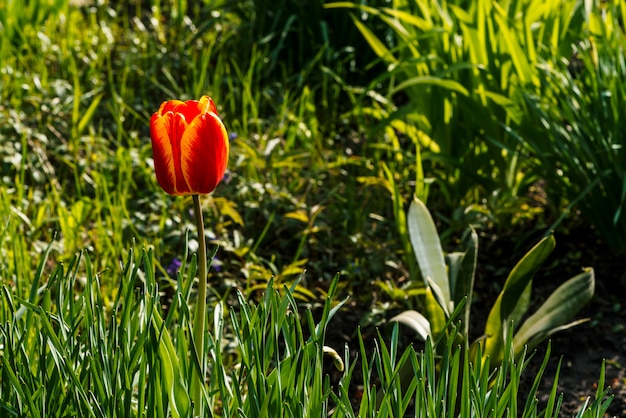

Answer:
[228,132,238,141]
[211,255,222,272]
[166,257,182,279]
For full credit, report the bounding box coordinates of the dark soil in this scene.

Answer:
[523,227,626,417]
[532,287,626,417]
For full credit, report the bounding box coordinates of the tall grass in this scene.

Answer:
[0,235,614,416]
[327,0,626,255]
[521,0,626,251]
[326,0,552,210]
[0,0,397,296]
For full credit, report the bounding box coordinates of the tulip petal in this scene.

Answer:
[159,99,185,115]
[177,101,202,125]
[198,95,219,116]
[180,112,229,195]
[150,111,190,195]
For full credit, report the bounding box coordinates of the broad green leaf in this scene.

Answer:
[450,228,478,335]
[424,288,446,338]
[408,198,451,308]
[446,252,464,304]
[500,235,555,320]
[513,269,595,355]
[508,281,532,331]
[480,90,515,107]
[426,277,450,318]
[483,234,555,361]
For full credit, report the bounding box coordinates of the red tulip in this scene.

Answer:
[150,96,229,196]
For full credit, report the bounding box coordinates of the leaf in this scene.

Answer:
[408,198,451,309]
[500,235,555,321]
[450,228,478,336]
[349,13,397,64]
[357,175,393,194]
[323,346,345,372]
[381,7,432,31]
[77,93,103,136]
[213,197,244,226]
[152,309,191,418]
[1,345,41,418]
[390,76,470,97]
[513,269,595,355]
[446,252,464,302]
[283,210,309,223]
[424,288,446,338]
[483,234,555,362]
[390,310,431,341]
[426,277,450,318]
[508,281,532,331]
[493,6,537,86]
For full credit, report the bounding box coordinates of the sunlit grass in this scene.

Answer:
[0,240,613,416]
[0,0,400,300]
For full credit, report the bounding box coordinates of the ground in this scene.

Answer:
[526,251,626,417]
[534,289,626,416]
[527,226,626,417]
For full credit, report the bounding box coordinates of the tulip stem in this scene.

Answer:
[191,194,207,417]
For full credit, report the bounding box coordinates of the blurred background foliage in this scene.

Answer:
[1,0,625,313]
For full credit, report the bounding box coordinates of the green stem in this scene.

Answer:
[191,194,207,417]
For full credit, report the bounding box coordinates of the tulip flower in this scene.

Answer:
[149,95,229,416]
[150,95,229,196]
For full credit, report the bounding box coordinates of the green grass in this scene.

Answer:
[326,0,626,252]
[520,0,626,251]
[0,241,614,416]
[0,0,402,298]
